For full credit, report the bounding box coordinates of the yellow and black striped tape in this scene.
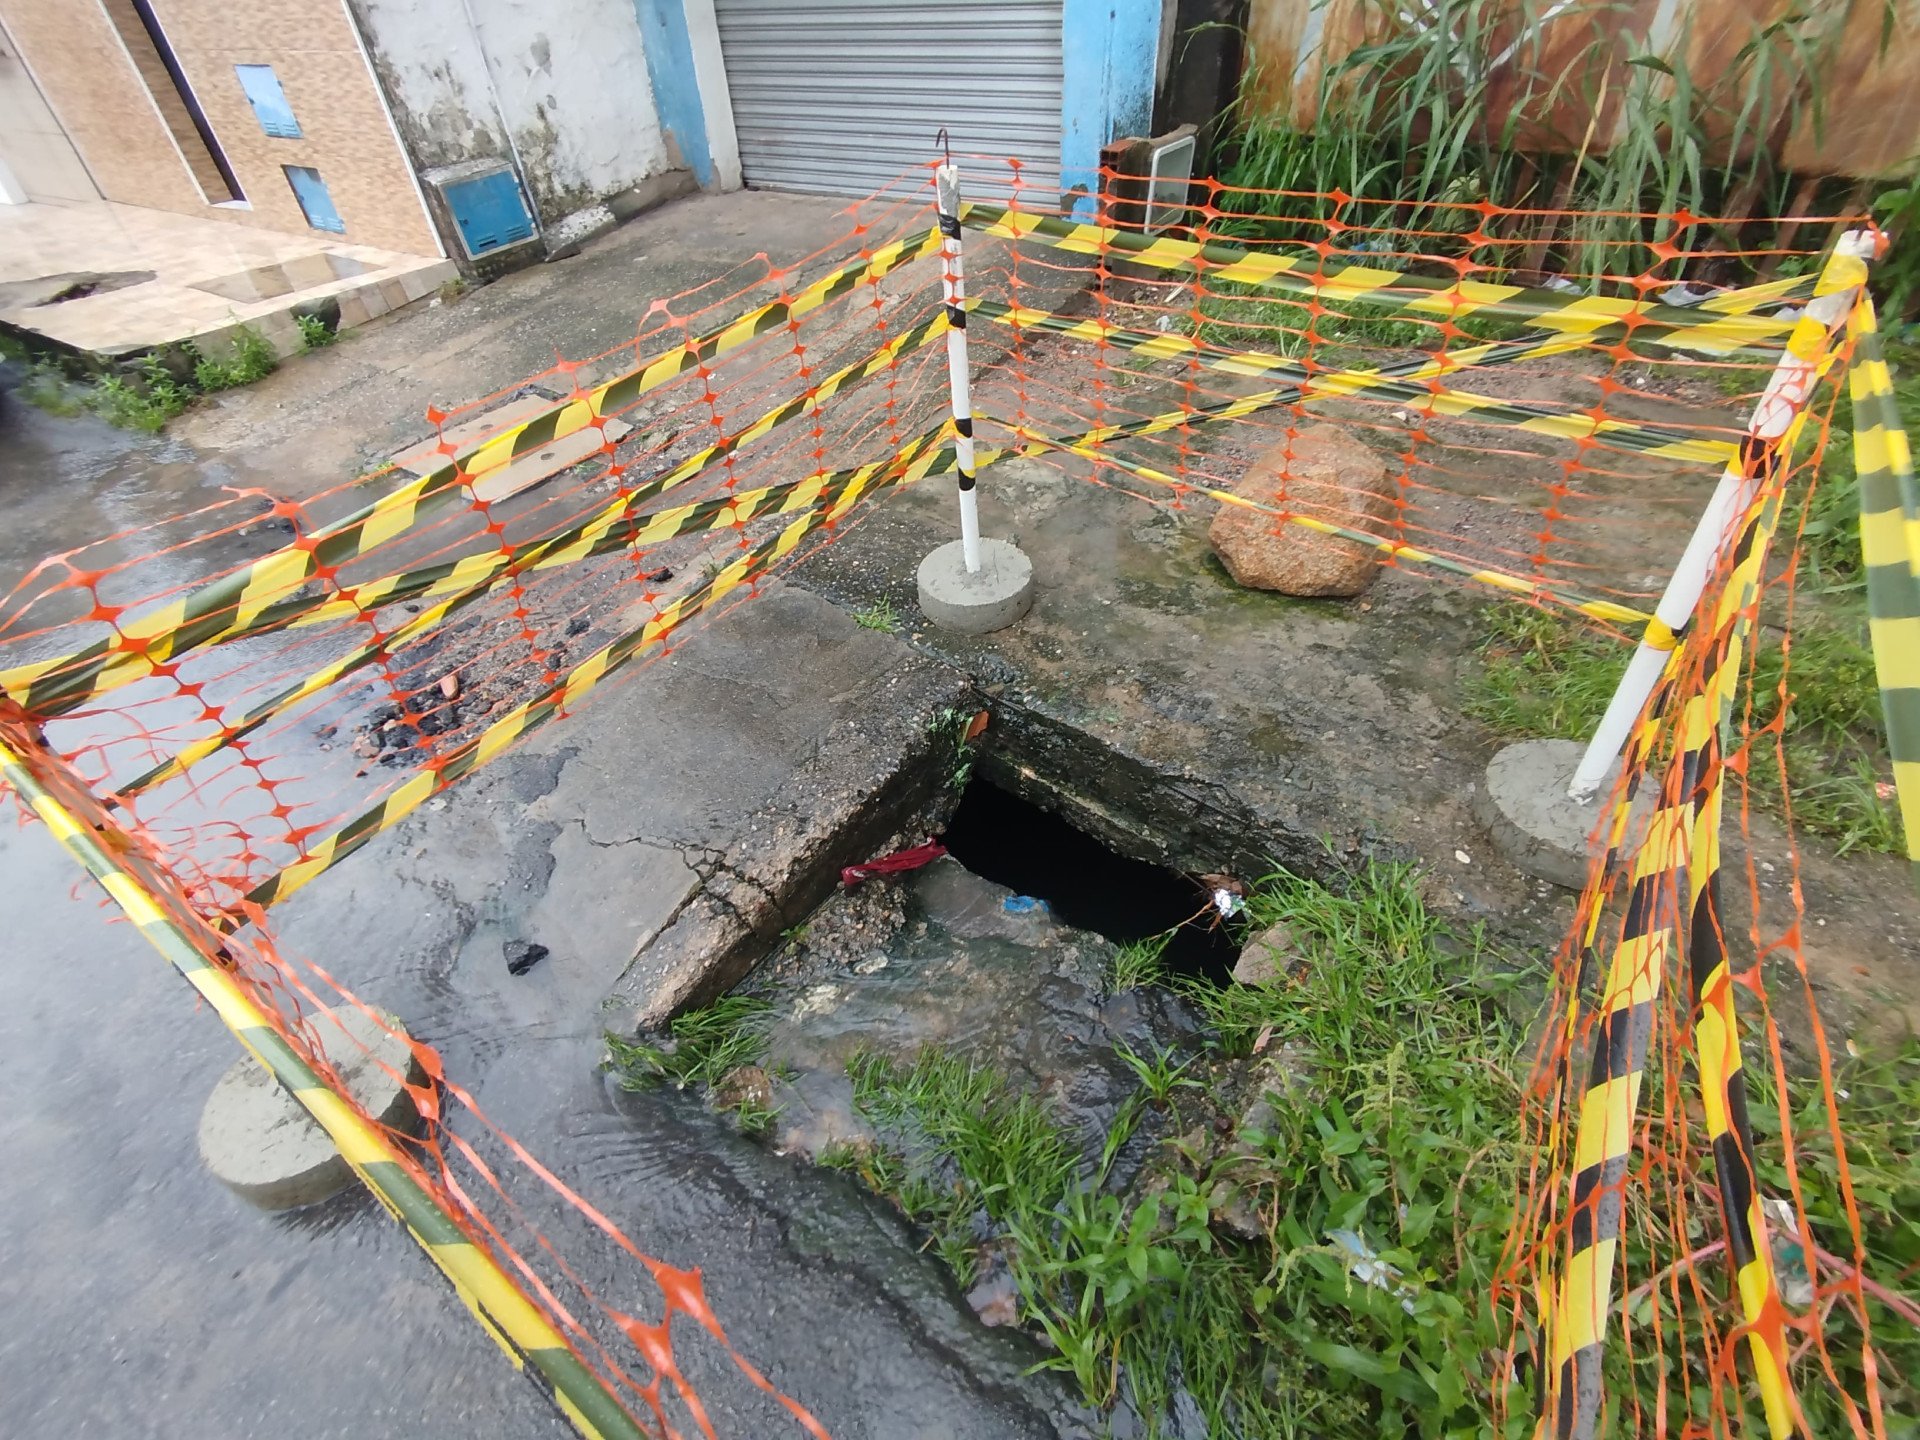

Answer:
[1539,250,1864,1435]
[987,420,1652,628]
[1846,295,1920,889]
[117,318,955,798]
[974,299,1739,466]
[237,428,957,913]
[0,729,649,1440]
[1683,482,1801,1440]
[1,224,948,720]
[961,201,1815,355]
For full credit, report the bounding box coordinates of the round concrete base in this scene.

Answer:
[916,537,1035,635]
[1474,738,1648,890]
[198,1005,422,1211]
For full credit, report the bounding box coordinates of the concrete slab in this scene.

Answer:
[388,391,633,502]
[0,199,453,359]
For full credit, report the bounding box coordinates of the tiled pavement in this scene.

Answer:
[0,197,455,359]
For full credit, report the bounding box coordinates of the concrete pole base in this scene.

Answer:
[198,1005,422,1211]
[916,537,1035,634]
[1474,738,1652,890]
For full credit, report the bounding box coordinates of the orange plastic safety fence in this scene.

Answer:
[0,150,1907,1440]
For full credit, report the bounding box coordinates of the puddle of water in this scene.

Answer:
[940,779,1240,984]
[761,858,1203,1167]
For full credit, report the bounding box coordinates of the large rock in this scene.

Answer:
[1208,424,1394,596]
[1232,922,1298,987]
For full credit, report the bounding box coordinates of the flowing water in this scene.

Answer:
[0,392,1098,1440]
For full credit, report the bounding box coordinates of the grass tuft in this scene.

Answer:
[1107,930,1171,992]
[853,597,900,632]
[605,994,773,1092]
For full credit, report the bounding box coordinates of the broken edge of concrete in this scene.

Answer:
[608,656,980,1031]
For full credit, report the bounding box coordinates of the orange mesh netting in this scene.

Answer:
[1,153,1910,1438]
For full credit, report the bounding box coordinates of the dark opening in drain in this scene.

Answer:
[939,780,1239,984]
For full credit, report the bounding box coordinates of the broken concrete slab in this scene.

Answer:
[388,391,634,504]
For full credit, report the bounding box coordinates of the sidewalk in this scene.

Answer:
[0,197,453,358]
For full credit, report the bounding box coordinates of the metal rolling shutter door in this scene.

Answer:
[713,0,1063,203]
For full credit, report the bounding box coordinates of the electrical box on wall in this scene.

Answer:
[425,160,537,260]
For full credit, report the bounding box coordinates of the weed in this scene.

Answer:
[295,312,338,349]
[438,276,469,305]
[1112,1040,1201,1108]
[193,325,277,392]
[1107,930,1171,992]
[93,354,194,431]
[928,706,981,790]
[854,597,900,632]
[604,994,773,1092]
[1214,0,1884,305]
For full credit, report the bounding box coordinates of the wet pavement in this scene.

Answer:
[0,387,1080,1436]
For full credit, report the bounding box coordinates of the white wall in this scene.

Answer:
[350,0,671,224]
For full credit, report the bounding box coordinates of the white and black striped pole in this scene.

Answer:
[936,154,983,573]
[914,135,1035,634]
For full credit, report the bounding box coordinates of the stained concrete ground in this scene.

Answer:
[3,185,1917,1438]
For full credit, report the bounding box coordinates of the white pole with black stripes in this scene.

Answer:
[936,158,983,574]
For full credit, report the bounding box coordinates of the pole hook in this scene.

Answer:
[934,128,951,164]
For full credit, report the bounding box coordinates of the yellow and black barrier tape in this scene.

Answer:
[973,299,1739,466]
[961,201,1815,355]
[1846,295,1920,889]
[116,319,955,798]
[0,728,651,1440]
[237,429,956,914]
[1683,480,1801,1440]
[2,222,948,721]
[1537,253,1859,1432]
[987,419,1651,628]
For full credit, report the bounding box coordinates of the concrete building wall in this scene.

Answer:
[0,0,203,215]
[0,0,438,255]
[0,18,100,203]
[349,0,679,229]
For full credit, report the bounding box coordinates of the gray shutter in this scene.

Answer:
[713,0,1063,204]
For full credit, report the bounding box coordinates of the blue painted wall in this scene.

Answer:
[1061,0,1162,216]
[633,0,715,187]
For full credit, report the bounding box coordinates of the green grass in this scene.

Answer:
[843,861,1529,1435]
[1463,601,1901,855]
[833,854,1920,1432]
[853,597,900,632]
[605,994,774,1092]
[1459,603,1623,747]
[1107,930,1171,992]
